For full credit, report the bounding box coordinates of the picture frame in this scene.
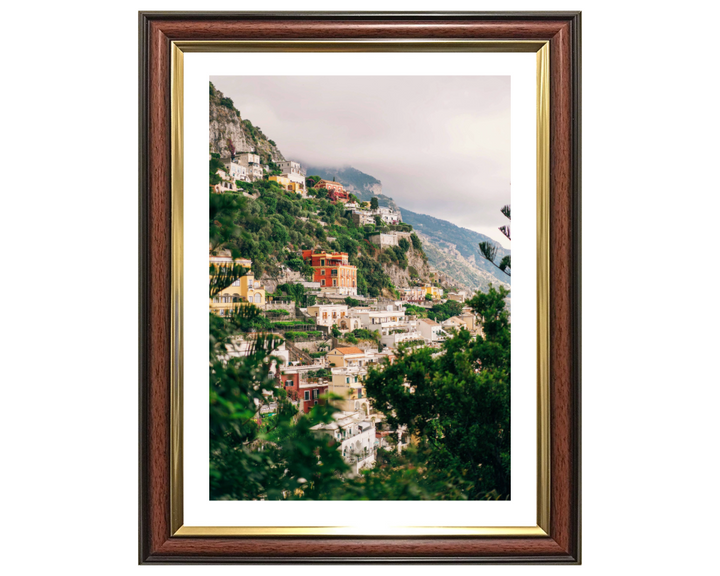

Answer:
[139,11,581,564]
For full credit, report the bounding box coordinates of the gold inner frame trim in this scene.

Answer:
[169,39,551,538]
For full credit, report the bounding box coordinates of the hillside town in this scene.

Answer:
[208,81,510,500]
[210,151,485,477]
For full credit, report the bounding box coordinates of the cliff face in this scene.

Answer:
[209,82,285,163]
[380,246,432,289]
[416,231,510,294]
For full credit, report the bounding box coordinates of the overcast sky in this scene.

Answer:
[211,76,510,247]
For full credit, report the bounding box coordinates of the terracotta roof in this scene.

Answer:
[333,346,364,355]
[419,318,440,326]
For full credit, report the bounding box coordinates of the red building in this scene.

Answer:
[301,250,358,295]
[278,370,328,414]
[314,179,349,203]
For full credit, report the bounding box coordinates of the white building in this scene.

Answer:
[237,152,264,181]
[350,210,376,226]
[311,411,376,475]
[227,161,248,182]
[446,291,468,303]
[350,308,407,334]
[213,169,237,193]
[399,287,425,303]
[375,207,402,225]
[306,304,349,327]
[380,329,424,349]
[277,160,306,190]
[319,284,358,297]
[237,151,260,165]
[417,318,449,342]
[369,231,412,248]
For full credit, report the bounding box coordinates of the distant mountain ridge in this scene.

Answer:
[400,207,511,288]
[300,163,511,293]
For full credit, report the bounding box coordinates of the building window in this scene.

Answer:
[321,280,325,286]
[304,391,310,401]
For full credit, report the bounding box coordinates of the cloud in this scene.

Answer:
[211,75,511,246]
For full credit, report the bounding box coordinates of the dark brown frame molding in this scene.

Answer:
[139,11,581,564]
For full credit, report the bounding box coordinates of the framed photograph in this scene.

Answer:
[139,11,581,564]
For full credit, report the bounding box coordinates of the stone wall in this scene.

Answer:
[292,338,333,354]
[260,269,307,295]
[264,301,297,318]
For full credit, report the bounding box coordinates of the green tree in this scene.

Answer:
[210,306,350,500]
[364,285,511,498]
[370,197,379,210]
[410,233,422,251]
[427,299,463,322]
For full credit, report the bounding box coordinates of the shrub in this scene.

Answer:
[219,96,235,110]
[410,233,422,250]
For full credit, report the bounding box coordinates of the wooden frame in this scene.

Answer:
[139,11,581,564]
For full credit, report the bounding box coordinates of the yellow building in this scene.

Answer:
[329,368,370,416]
[286,181,303,194]
[209,254,266,315]
[268,175,291,191]
[421,284,444,300]
[326,346,366,368]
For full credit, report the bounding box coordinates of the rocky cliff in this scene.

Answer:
[378,246,435,290]
[416,231,509,294]
[209,82,285,163]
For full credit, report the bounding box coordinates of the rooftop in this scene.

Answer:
[332,346,365,355]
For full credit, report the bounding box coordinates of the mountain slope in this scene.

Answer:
[399,207,511,290]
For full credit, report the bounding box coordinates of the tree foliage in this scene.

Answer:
[478,206,511,276]
[363,285,511,498]
[210,303,352,500]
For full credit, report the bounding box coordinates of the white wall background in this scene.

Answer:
[1,0,718,574]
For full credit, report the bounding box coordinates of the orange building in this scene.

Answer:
[301,250,358,296]
[314,179,349,203]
